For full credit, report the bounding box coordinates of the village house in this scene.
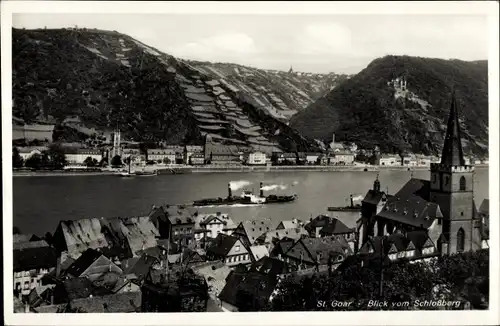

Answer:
[305,153,321,165]
[358,230,440,263]
[64,148,103,165]
[328,149,355,165]
[121,253,162,284]
[218,257,288,312]
[166,206,197,248]
[189,153,205,165]
[249,245,270,262]
[232,218,275,247]
[243,151,267,165]
[12,121,55,143]
[184,145,204,164]
[16,146,49,161]
[121,148,144,163]
[328,133,345,152]
[277,237,352,274]
[276,218,304,229]
[52,216,159,260]
[204,138,242,165]
[402,154,418,166]
[146,149,176,164]
[304,215,356,244]
[206,233,252,267]
[14,240,58,297]
[141,268,208,312]
[254,228,308,249]
[377,154,399,166]
[272,152,297,165]
[198,212,237,239]
[65,248,123,282]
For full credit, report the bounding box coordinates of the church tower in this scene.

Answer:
[429,92,477,254]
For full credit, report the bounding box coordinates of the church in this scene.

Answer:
[357,93,488,256]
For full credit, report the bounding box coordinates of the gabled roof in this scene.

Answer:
[279,219,302,229]
[320,219,354,235]
[62,277,94,301]
[66,249,102,277]
[206,233,240,257]
[285,237,347,265]
[256,227,307,244]
[478,199,489,216]
[122,254,159,282]
[271,237,295,256]
[377,178,440,228]
[238,218,275,244]
[362,190,388,206]
[13,246,57,272]
[406,230,434,250]
[13,239,49,250]
[250,245,269,261]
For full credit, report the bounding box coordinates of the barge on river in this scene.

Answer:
[327,194,362,212]
[193,182,297,206]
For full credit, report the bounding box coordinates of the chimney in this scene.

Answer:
[228,183,232,198]
[350,194,354,208]
[260,182,264,197]
[332,133,335,144]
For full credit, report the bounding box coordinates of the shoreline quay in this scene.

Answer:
[12,164,489,177]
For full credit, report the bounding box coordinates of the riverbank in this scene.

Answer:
[12,164,489,177]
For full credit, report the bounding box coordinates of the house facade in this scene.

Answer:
[147,149,176,164]
[64,148,102,165]
[184,145,204,164]
[206,234,252,267]
[14,240,57,296]
[377,154,399,166]
[244,152,267,165]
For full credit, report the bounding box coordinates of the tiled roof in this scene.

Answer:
[13,239,49,250]
[256,228,308,244]
[319,218,354,235]
[206,233,239,257]
[238,218,275,244]
[122,254,159,282]
[119,216,159,256]
[285,237,347,265]
[377,178,441,228]
[13,246,57,272]
[69,291,141,313]
[66,248,102,277]
[478,199,489,216]
[362,190,388,206]
[13,234,34,243]
[279,219,303,229]
[271,238,295,256]
[250,245,269,261]
[406,230,434,250]
[57,218,109,257]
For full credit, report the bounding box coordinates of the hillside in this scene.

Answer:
[187,60,349,120]
[12,28,322,152]
[290,55,489,156]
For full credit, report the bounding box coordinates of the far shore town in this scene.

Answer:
[12,124,489,175]
[13,96,490,312]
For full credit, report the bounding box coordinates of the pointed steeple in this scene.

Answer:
[440,91,465,166]
[373,173,381,192]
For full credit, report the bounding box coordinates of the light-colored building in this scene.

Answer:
[305,153,321,165]
[13,240,57,296]
[65,148,102,165]
[121,148,144,162]
[402,155,418,166]
[12,123,55,143]
[184,145,204,164]
[329,150,355,165]
[198,213,237,238]
[17,146,48,160]
[147,149,176,164]
[206,234,252,267]
[377,154,399,166]
[244,152,267,165]
[189,153,205,165]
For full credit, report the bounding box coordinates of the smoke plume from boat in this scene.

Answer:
[229,180,253,191]
[352,195,364,201]
[260,184,288,191]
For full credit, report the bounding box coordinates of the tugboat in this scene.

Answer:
[192,182,297,207]
[327,194,362,212]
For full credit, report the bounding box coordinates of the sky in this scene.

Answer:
[13,13,489,74]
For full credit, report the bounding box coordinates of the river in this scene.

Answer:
[13,168,489,236]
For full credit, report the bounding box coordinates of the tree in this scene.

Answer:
[163,157,171,165]
[43,143,67,169]
[13,147,24,168]
[83,156,95,167]
[111,155,123,167]
[25,153,43,170]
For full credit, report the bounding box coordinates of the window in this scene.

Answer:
[16,282,21,290]
[457,228,465,252]
[460,176,466,191]
[445,176,450,186]
[24,281,29,289]
[461,212,464,216]
[235,245,240,252]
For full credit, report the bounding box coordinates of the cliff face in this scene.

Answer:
[290,55,489,157]
[13,28,320,152]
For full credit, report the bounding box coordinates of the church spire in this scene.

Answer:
[440,91,465,166]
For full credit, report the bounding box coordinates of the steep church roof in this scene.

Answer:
[440,92,466,166]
